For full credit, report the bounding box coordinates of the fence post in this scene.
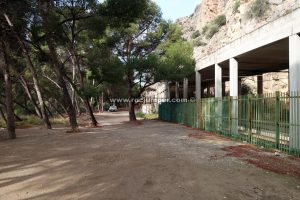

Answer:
[247,94,252,142]
[200,99,203,129]
[275,92,280,149]
[193,101,197,128]
[229,96,232,135]
[197,100,200,128]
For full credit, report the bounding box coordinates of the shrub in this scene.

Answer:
[202,14,226,39]
[144,113,158,120]
[204,24,219,39]
[191,30,201,39]
[202,25,208,35]
[136,112,158,120]
[246,0,269,19]
[136,112,146,118]
[193,38,207,47]
[233,0,240,14]
[213,15,226,26]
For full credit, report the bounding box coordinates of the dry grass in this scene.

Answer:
[0,115,69,129]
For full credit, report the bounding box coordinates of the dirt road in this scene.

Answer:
[0,112,299,200]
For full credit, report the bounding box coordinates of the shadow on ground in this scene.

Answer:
[0,112,300,200]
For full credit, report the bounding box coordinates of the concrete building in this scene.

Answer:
[141,82,169,114]
[168,78,195,100]
[141,78,195,114]
[195,8,300,148]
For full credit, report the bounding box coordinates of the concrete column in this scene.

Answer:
[196,71,201,99]
[207,86,211,97]
[222,82,226,96]
[289,34,300,93]
[230,58,239,134]
[230,58,239,97]
[215,64,222,98]
[183,78,188,99]
[257,75,263,134]
[289,34,300,149]
[175,82,179,99]
[257,75,263,95]
[165,82,170,100]
[215,64,222,132]
[238,79,242,96]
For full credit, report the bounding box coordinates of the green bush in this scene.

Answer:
[136,112,158,120]
[204,24,219,39]
[193,38,207,47]
[233,0,240,14]
[202,14,226,39]
[144,113,158,120]
[191,30,201,39]
[246,0,269,19]
[213,15,226,26]
[136,112,146,118]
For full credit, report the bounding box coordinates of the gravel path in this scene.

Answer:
[0,112,299,200]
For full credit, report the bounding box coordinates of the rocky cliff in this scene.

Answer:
[178,0,300,93]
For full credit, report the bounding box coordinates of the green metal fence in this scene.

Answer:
[159,92,300,156]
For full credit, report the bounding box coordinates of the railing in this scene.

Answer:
[159,92,300,156]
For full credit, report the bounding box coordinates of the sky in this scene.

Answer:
[153,0,200,21]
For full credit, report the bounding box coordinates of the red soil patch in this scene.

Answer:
[222,145,300,178]
[188,131,214,139]
[188,130,231,141]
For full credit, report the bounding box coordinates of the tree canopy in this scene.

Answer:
[109,0,195,120]
[0,0,195,138]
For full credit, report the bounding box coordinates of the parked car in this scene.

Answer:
[108,105,117,112]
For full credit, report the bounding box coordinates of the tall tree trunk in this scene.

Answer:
[75,97,81,116]
[71,49,98,127]
[0,41,16,139]
[47,39,78,131]
[85,99,98,127]
[19,76,42,118]
[14,113,23,122]
[84,98,97,126]
[0,106,7,123]
[39,1,78,131]
[45,104,53,118]
[30,66,52,129]
[129,101,136,121]
[125,37,136,121]
[48,101,66,119]
[127,78,136,121]
[71,55,76,105]
[4,13,52,129]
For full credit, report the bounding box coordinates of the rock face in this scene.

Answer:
[178,0,222,36]
[178,0,300,58]
[189,0,225,30]
[178,0,300,93]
